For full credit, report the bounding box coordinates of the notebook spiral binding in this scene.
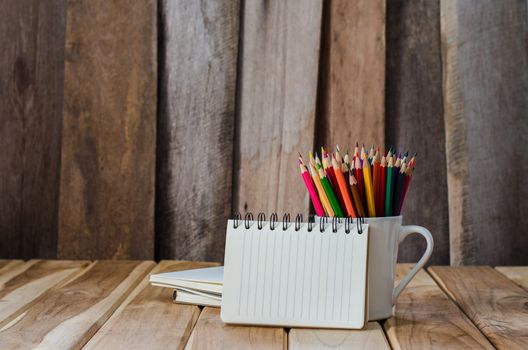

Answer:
[232,212,364,234]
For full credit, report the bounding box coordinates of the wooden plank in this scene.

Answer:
[156,0,239,261]
[496,267,528,291]
[185,307,284,350]
[0,260,154,349]
[429,266,528,349]
[441,0,528,265]
[233,0,322,215]
[289,322,390,349]
[385,0,449,264]
[0,260,89,328]
[384,264,493,350]
[0,260,24,272]
[317,0,385,147]
[58,0,157,259]
[85,260,219,350]
[0,0,66,258]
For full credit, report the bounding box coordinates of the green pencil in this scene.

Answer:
[385,153,394,216]
[318,166,344,217]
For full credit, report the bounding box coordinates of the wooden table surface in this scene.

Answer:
[0,260,527,349]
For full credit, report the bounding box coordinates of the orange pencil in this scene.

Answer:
[332,156,357,218]
[349,173,365,217]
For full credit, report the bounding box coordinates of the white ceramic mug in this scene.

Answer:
[365,216,433,320]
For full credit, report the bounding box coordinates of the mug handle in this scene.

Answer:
[392,225,434,304]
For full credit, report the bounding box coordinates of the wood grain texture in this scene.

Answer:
[0,260,154,349]
[384,264,493,350]
[496,267,528,291]
[0,260,23,271]
[317,0,385,147]
[289,322,390,349]
[185,307,285,350]
[441,0,528,265]
[58,0,157,259]
[156,0,239,262]
[84,260,219,350]
[0,0,66,258]
[386,0,449,264]
[0,260,89,328]
[233,0,322,215]
[429,266,528,349]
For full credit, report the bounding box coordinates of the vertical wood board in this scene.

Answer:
[233,0,323,215]
[156,0,239,261]
[58,0,157,259]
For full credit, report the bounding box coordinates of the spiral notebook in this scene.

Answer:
[221,215,370,329]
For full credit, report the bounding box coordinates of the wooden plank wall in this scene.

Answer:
[232,0,323,216]
[156,0,239,261]
[317,0,385,147]
[441,0,528,265]
[0,0,527,265]
[58,0,157,260]
[0,0,66,259]
[385,0,449,264]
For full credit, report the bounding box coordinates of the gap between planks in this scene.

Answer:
[84,260,219,350]
[0,260,154,349]
[429,266,528,349]
[384,264,493,350]
[0,259,91,328]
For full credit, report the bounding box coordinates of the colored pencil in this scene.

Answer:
[310,163,333,216]
[299,160,325,216]
[393,162,407,216]
[372,149,380,216]
[354,156,365,205]
[298,146,416,218]
[397,157,416,214]
[385,153,394,216]
[343,152,351,185]
[323,150,346,212]
[332,156,357,218]
[379,154,387,216]
[362,153,376,217]
[349,173,365,217]
[318,165,344,217]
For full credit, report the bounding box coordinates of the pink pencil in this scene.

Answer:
[299,159,325,216]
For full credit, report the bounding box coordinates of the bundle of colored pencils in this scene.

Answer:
[298,144,416,218]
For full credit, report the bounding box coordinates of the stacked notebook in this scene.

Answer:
[150,216,370,329]
[149,266,223,307]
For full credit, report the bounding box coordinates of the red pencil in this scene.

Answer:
[354,156,366,208]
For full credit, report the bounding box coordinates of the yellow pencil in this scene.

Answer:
[362,153,376,217]
[310,163,334,217]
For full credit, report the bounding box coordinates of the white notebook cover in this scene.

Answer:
[221,220,369,329]
[149,266,223,294]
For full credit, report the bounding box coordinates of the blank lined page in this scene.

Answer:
[222,220,369,329]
